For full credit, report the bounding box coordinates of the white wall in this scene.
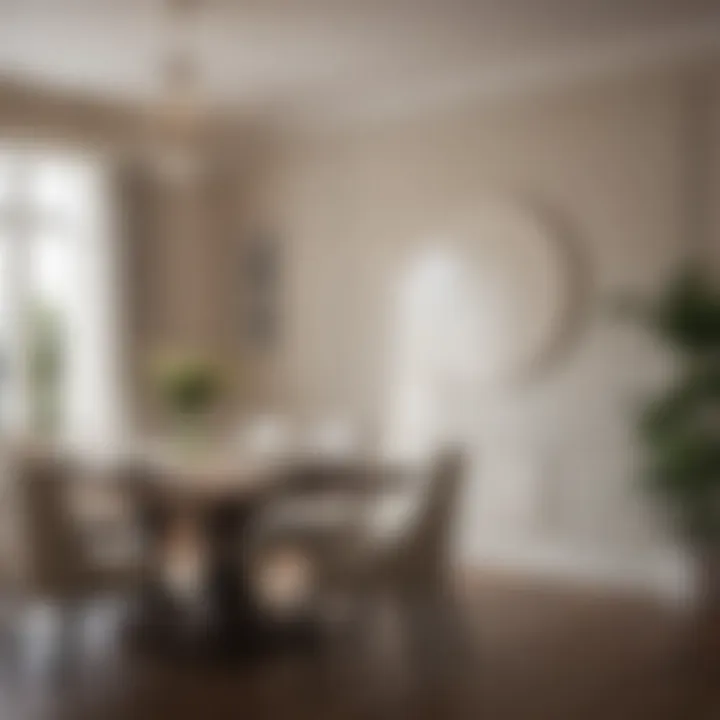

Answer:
[247,67,718,599]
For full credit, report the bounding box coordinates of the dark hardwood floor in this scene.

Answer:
[0,577,717,720]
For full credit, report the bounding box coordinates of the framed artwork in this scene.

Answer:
[242,231,280,349]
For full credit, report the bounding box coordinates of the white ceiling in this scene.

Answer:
[0,0,719,122]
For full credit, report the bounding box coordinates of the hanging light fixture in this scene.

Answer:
[150,0,206,183]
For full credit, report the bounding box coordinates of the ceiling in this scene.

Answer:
[0,0,719,123]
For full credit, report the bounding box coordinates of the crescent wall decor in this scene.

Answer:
[465,197,585,385]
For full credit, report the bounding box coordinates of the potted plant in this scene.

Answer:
[621,267,720,610]
[29,303,64,437]
[151,349,225,448]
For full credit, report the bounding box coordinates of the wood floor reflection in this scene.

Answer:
[0,578,717,720]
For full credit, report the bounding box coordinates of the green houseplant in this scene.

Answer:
[621,267,720,605]
[151,349,225,446]
[29,303,64,436]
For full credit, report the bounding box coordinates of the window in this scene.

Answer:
[0,147,123,451]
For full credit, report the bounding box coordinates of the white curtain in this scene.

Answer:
[56,157,125,456]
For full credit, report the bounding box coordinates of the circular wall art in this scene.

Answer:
[462,197,582,385]
[394,198,583,391]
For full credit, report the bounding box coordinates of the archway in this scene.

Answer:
[383,246,485,461]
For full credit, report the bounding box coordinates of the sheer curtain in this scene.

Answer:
[57,157,125,455]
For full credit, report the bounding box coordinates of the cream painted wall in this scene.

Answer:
[2,68,713,597]
[248,69,716,598]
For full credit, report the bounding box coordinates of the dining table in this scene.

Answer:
[122,447,403,658]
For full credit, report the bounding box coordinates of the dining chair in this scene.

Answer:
[326,447,467,597]
[1,443,142,659]
[248,458,373,619]
[313,447,471,692]
[249,448,467,626]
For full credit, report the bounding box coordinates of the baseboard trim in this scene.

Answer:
[459,542,695,606]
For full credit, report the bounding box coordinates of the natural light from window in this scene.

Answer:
[0,147,122,452]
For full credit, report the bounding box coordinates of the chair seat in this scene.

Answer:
[258,494,368,539]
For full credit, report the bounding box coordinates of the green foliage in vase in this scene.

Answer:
[151,350,224,420]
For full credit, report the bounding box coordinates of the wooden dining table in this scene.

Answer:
[124,452,289,655]
[124,449,403,658]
